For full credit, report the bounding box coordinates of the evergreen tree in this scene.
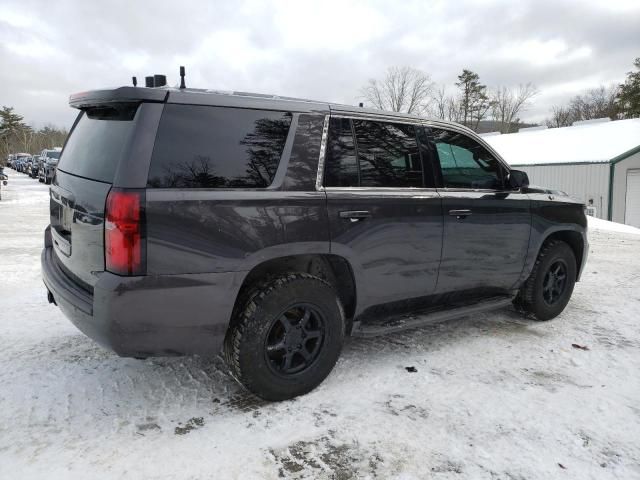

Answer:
[455,70,492,130]
[617,57,640,118]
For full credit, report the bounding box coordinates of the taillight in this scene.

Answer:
[105,188,146,276]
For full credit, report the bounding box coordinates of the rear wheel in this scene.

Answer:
[224,273,344,401]
[518,240,577,321]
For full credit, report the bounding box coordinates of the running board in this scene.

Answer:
[351,295,515,338]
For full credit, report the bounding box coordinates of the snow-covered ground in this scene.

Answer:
[588,215,640,235]
[1,173,639,480]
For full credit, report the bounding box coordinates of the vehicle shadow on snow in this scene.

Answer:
[31,306,544,420]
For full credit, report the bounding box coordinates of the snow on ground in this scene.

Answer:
[1,173,640,480]
[588,215,640,235]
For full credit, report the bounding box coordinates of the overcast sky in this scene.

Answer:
[1,0,638,129]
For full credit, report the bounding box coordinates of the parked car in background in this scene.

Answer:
[14,153,31,173]
[29,155,42,178]
[0,166,7,200]
[39,148,62,184]
[42,83,588,401]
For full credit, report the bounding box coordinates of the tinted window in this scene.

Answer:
[323,117,358,187]
[415,127,438,188]
[57,105,138,183]
[431,128,504,189]
[283,114,325,191]
[354,120,422,188]
[148,105,291,188]
[46,151,61,159]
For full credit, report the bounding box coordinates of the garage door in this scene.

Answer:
[625,169,640,228]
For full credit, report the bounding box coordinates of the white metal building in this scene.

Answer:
[482,118,640,227]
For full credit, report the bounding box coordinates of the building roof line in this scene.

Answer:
[610,144,640,166]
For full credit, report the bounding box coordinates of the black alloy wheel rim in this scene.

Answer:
[542,260,568,306]
[265,303,326,376]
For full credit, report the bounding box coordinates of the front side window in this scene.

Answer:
[148,105,291,188]
[431,128,504,189]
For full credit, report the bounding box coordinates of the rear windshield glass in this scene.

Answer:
[147,105,292,188]
[57,104,138,183]
[46,151,61,159]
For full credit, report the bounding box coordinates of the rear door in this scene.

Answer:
[427,126,531,294]
[323,116,443,314]
[50,102,161,288]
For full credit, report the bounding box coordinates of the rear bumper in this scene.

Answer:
[42,245,241,358]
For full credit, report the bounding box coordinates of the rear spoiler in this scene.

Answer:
[69,87,169,109]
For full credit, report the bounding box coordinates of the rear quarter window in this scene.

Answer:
[147,105,292,188]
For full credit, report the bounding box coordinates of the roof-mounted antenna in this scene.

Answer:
[358,102,364,108]
[132,76,137,87]
[179,66,186,89]
[154,74,167,87]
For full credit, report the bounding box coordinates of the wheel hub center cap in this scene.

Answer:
[286,329,303,348]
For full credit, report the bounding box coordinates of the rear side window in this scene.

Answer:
[323,117,358,187]
[353,120,422,188]
[147,105,292,188]
[324,117,431,188]
[57,104,139,183]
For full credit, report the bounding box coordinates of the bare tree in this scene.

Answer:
[361,66,434,115]
[432,86,462,122]
[569,85,619,120]
[490,83,539,133]
[545,84,620,128]
[546,106,574,128]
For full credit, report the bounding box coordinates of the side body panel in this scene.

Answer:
[325,189,443,315]
[519,193,588,284]
[145,190,330,275]
[436,190,531,293]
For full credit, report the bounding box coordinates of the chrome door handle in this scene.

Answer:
[339,210,371,222]
[449,209,472,219]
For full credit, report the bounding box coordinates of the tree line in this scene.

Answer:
[0,107,68,160]
[362,57,640,133]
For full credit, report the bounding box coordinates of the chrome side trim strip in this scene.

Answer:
[315,114,330,191]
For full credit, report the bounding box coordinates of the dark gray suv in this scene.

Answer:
[42,80,588,400]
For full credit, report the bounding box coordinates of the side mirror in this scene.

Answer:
[508,169,529,189]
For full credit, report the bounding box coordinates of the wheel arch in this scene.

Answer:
[233,253,358,330]
[539,229,586,280]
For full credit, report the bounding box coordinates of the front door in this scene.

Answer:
[322,116,443,314]
[428,127,531,294]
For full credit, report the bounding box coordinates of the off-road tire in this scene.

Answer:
[518,240,577,321]
[224,273,345,401]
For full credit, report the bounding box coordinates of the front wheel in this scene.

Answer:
[224,273,345,401]
[517,240,577,321]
